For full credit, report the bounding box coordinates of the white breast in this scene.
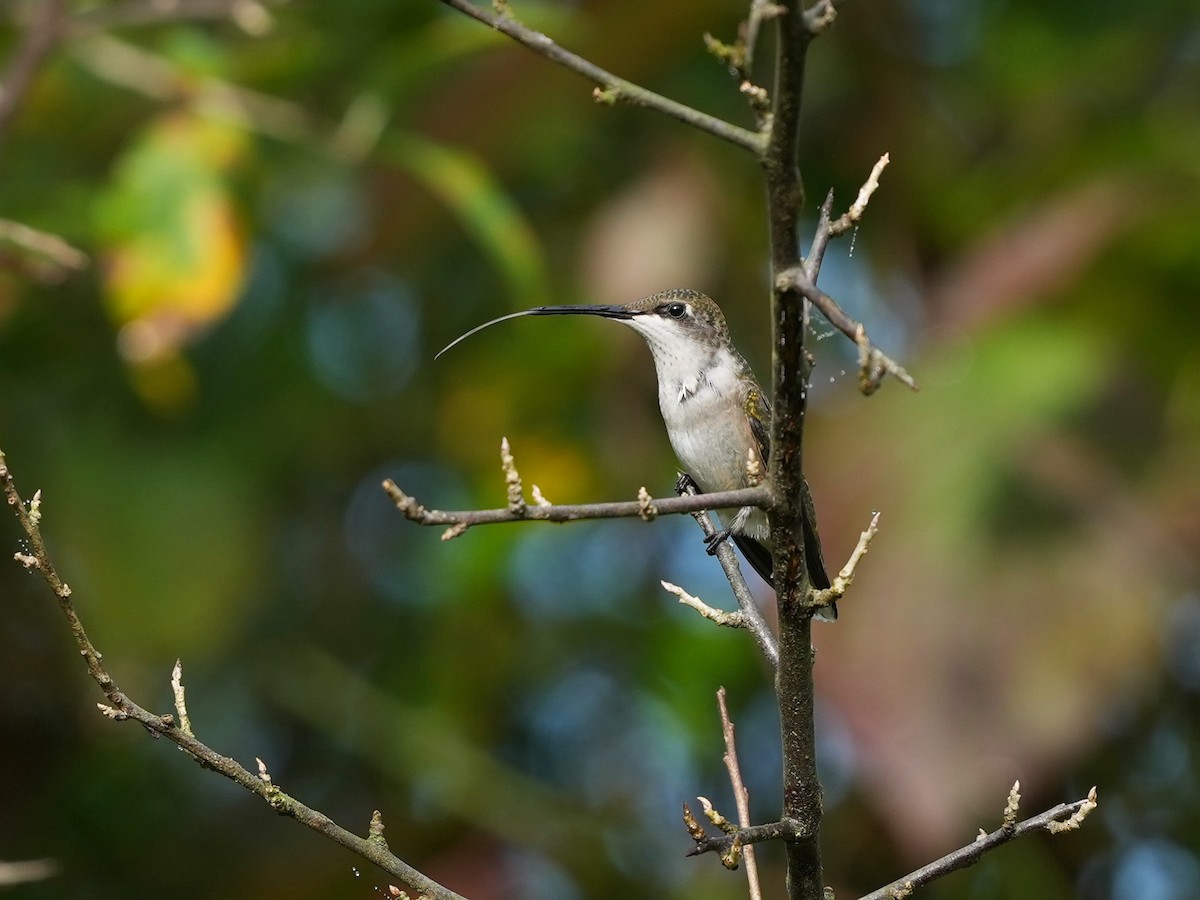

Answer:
[653,348,754,494]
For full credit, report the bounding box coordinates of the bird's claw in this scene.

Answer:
[703,528,732,555]
[675,471,701,496]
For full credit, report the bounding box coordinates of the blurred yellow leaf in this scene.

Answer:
[95,112,249,406]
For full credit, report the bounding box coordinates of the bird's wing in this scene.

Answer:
[745,384,835,615]
[744,387,771,468]
[732,532,775,587]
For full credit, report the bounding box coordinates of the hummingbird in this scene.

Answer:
[438,288,835,620]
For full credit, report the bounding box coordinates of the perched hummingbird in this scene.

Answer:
[438,288,835,620]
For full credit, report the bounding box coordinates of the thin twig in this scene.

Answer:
[0,449,466,900]
[809,510,880,612]
[718,688,762,900]
[776,265,918,395]
[828,153,890,238]
[697,797,744,869]
[686,817,805,858]
[438,0,766,154]
[797,153,917,396]
[858,787,1098,900]
[383,479,772,529]
[662,581,747,629]
[805,153,889,282]
[804,189,839,284]
[742,0,786,76]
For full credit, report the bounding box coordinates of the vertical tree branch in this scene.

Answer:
[763,3,825,898]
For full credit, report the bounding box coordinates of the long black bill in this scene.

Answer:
[435,305,634,359]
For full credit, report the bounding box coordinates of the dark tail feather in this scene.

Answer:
[802,499,837,621]
[732,531,775,587]
[731,520,837,622]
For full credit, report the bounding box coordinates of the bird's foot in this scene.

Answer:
[675,471,701,496]
[703,528,733,556]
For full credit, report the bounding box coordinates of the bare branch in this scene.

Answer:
[742,1,786,75]
[808,509,880,612]
[704,0,783,129]
[858,788,1099,900]
[718,687,763,900]
[704,1,783,85]
[1046,786,1098,834]
[0,449,466,900]
[686,817,806,858]
[776,265,918,395]
[830,153,890,237]
[794,154,917,395]
[805,153,890,282]
[662,580,747,629]
[383,478,772,529]
[697,797,745,870]
[438,0,766,154]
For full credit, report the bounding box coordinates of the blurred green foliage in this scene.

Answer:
[1,1,1197,898]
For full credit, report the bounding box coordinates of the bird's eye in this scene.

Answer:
[665,302,687,319]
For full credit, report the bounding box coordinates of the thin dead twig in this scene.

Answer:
[858,787,1098,900]
[439,0,765,154]
[718,687,762,899]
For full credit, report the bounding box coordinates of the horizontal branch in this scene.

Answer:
[0,449,465,900]
[685,816,806,858]
[858,787,1099,900]
[439,0,766,154]
[383,479,772,533]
